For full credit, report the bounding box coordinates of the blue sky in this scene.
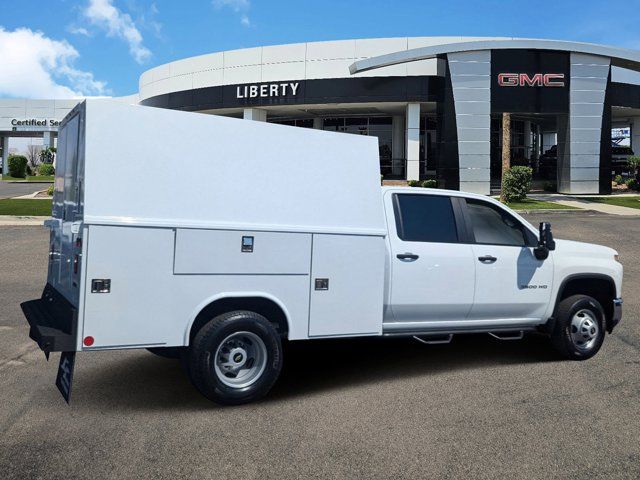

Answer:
[1,0,639,98]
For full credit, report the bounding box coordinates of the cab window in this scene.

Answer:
[393,194,458,243]
[465,199,534,247]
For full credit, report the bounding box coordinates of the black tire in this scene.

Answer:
[188,310,283,405]
[551,294,605,360]
[146,347,184,359]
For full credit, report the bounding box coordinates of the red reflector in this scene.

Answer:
[75,238,82,248]
[83,336,94,347]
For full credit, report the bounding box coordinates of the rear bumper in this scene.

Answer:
[21,284,77,353]
[609,298,623,332]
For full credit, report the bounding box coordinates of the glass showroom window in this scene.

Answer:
[270,119,314,128]
[323,117,395,177]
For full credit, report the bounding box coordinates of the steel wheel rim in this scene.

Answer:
[214,331,267,389]
[570,309,599,352]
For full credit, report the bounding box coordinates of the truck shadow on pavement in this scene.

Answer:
[76,333,560,410]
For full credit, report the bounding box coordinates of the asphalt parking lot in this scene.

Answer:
[0,213,638,480]
[0,182,48,199]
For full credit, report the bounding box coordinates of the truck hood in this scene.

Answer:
[554,239,618,258]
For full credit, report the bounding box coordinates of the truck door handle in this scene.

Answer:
[397,253,419,261]
[478,255,497,263]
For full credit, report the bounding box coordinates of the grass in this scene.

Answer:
[0,199,52,216]
[1,175,54,182]
[586,195,640,210]
[504,198,579,211]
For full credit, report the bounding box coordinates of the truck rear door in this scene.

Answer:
[48,111,84,306]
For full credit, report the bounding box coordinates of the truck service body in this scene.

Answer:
[22,100,623,404]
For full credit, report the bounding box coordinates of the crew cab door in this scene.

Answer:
[384,191,475,323]
[461,198,553,320]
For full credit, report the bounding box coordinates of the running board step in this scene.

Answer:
[488,331,524,341]
[413,334,453,345]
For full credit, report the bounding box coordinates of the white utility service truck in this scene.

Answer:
[22,100,623,405]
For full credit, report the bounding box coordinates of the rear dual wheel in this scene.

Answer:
[187,311,283,405]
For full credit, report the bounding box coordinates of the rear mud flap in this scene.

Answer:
[55,351,76,404]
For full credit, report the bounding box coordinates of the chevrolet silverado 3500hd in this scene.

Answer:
[22,101,623,405]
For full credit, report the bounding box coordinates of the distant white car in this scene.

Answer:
[22,101,623,405]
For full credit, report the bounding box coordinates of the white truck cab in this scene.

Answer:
[22,101,623,405]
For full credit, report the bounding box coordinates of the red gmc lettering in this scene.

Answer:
[520,73,544,86]
[543,73,565,87]
[497,73,519,86]
[498,73,565,87]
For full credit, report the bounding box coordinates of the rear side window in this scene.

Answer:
[393,194,458,243]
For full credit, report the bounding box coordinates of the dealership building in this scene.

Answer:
[3,36,640,194]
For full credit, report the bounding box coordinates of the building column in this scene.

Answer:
[632,117,640,156]
[559,53,610,194]
[392,115,405,176]
[1,137,9,176]
[43,131,54,149]
[406,103,420,181]
[523,121,532,160]
[243,108,267,122]
[447,50,491,195]
[313,118,323,130]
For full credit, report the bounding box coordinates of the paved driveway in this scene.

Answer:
[0,213,638,479]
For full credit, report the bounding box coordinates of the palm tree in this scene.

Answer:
[500,112,511,202]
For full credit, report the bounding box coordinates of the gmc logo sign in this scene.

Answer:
[498,73,565,87]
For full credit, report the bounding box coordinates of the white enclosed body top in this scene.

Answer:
[81,100,386,235]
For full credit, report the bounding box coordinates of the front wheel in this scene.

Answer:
[188,311,283,405]
[551,295,605,360]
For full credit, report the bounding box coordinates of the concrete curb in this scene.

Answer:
[0,216,49,226]
[514,209,600,215]
[11,191,51,199]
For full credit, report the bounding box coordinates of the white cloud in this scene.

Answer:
[213,0,250,11]
[68,25,91,36]
[213,0,251,27]
[0,27,108,99]
[83,0,151,63]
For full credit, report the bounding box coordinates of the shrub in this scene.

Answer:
[543,181,557,192]
[628,156,640,180]
[407,180,421,187]
[614,175,623,185]
[625,178,639,191]
[38,163,55,176]
[8,155,28,178]
[502,166,533,203]
[26,165,33,176]
[421,179,437,188]
[46,185,54,196]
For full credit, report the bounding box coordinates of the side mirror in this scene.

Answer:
[534,222,556,260]
[539,222,556,251]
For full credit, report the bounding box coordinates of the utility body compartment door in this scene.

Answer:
[308,234,385,337]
